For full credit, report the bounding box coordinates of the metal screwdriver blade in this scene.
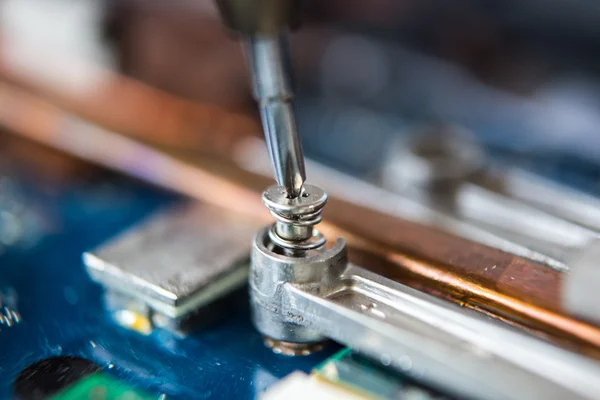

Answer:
[247,34,306,198]
[261,100,305,198]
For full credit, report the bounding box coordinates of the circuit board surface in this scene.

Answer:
[0,166,333,399]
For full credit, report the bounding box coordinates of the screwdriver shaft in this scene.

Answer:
[246,34,306,198]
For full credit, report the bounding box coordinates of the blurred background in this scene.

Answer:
[3,0,600,187]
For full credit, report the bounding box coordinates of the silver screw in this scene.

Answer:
[262,184,327,254]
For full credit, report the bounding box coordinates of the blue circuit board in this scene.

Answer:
[0,168,334,399]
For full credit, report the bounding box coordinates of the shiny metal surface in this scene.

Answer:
[381,129,600,270]
[262,338,326,356]
[250,225,347,345]
[502,168,600,233]
[84,203,257,328]
[564,240,600,325]
[246,35,305,198]
[283,264,600,400]
[249,153,600,397]
[263,184,327,251]
[238,137,571,270]
[383,127,485,192]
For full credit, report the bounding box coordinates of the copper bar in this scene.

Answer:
[0,36,261,155]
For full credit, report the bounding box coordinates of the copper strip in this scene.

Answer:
[0,36,261,155]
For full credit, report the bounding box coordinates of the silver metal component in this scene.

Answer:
[251,181,346,346]
[250,179,600,398]
[250,225,347,345]
[380,127,600,270]
[383,127,485,193]
[251,181,338,344]
[84,203,256,332]
[235,136,572,270]
[262,184,327,252]
[263,337,326,356]
[246,31,340,348]
[294,265,600,399]
[500,168,600,233]
[251,244,600,399]
[246,34,306,198]
[563,240,600,325]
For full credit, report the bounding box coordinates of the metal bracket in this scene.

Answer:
[250,226,600,400]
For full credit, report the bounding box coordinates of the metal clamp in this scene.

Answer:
[249,182,600,399]
[250,184,347,354]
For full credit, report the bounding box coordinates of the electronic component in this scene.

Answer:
[0,172,42,254]
[50,372,157,400]
[263,349,450,400]
[0,288,21,330]
[13,356,100,400]
[313,348,449,400]
[84,202,258,333]
[13,356,157,400]
[261,371,364,400]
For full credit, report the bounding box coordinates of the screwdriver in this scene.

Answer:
[215,0,306,198]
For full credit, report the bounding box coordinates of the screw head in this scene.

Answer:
[262,184,327,216]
